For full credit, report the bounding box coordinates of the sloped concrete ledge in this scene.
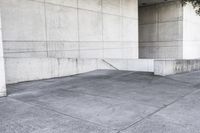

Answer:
[154,59,200,76]
[5,58,154,84]
[5,57,200,84]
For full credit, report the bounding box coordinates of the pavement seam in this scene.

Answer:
[164,76,200,90]
[6,71,200,133]
[164,77,193,85]
[117,81,200,133]
[8,97,116,131]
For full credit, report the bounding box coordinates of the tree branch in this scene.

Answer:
[180,0,200,15]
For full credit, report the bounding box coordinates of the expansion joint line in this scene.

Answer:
[117,84,200,133]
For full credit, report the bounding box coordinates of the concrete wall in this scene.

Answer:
[154,59,200,76]
[139,1,183,59]
[0,0,138,59]
[0,12,6,96]
[183,3,200,59]
[0,0,139,83]
[6,58,154,84]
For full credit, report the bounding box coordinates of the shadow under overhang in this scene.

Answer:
[139,0,176,6]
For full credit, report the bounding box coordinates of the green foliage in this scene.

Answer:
[181,0,200,15]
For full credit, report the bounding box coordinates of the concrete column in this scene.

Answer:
[139,1,183,59]
[0,12,6,97]
[183,3,200,59]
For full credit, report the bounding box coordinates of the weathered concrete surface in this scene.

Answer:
[139,1,200,60]
[5,58,154,84]
[0,58,6,97]
[1,70,200,132]
[0,0,139,85]
[154,59,200,76]
[139,1,183,59]
[6,57,200,83]
[183,3,200,59]
[0,12,6,97]
[0,0,138,59]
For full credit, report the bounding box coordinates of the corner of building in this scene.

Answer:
[182,2,200,59]
[0,11,6,97]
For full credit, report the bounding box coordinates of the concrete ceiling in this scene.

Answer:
[139,0,176,6]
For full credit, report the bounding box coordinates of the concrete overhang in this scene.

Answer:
[139,0,176,6]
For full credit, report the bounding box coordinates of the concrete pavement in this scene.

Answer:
[1,70,200,133]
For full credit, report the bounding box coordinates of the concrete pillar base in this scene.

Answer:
[0,12,6,97]
[0,91,6,97]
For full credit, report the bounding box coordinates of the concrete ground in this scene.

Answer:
[1,70,200,133]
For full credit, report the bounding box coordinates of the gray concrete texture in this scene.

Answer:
[0,0,139,85]
[139,1,200,59]
[0,13,6,97]
[183,3,200,59]
[5,58,154,84]
[154,59,200,76]
[139,1,183,59]
[0,0,138,59]
[1,70,200,133]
